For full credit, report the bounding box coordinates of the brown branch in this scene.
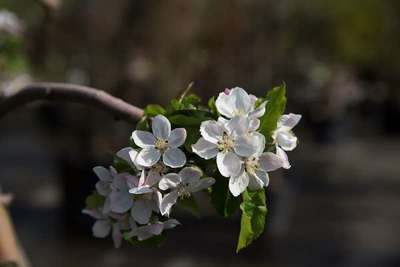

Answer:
[0,82,144,122]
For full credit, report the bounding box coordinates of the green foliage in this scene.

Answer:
[236,189,267,253]
[0,35,29,72]
[85,191,105,209]
[210,175,241,217]
[144,104,166,117]
[113,154,134,173]
[135,116,150,131]
[259,84,287,144]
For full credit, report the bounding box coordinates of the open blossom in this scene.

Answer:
[215,87,267,131]
[82,208,135,248]
[272,113,301,169]
[192,116,264,177]
[132,115,187,168]
[126,219,180,241]
[128,170,162,224]
[229,150,284,197]
[93,166,133,214]
[158,167,215,216]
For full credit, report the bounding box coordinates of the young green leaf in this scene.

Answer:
[143,104,166,117]
[236,189,267,253]
[85,191,105,209]
[259,84,287,143]
[210,175,241,217]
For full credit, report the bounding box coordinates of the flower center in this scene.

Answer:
[155,138,168,151]
[177,183,191,199]
[217,133,235,152]
[244,156,259,174]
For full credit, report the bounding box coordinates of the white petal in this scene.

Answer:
[93,166,112,182]
[128,149,143,170]
[82,209,104,220]
[129,186,153,195]
[131,199,153,224]
[131,130,156,148]
[136,148,161,167]
[215,91,235,118]
[163,148,186,168]
[163,219,181,229]
[226,116,250,136]
[145,170,162,187]
[254,170,270,187]
[160,190,179,216]
[192,138,218,159]
[136,223,164,241]
[248,173,264,191]
[276,146,291,169]
[229,172,249,197]
[249,100,267,118]
[229,87,252,115]
[259,152,284,172]
[102,197,111,214]
[168,128,186,148]
[179,166,203,184]
[249,118,260,132]
[234,133,264,157]
[152,115,171,140]
[93,220,111,238]
[188,177,216,192]
[216,152,242,177]
[110,191,133,213]
[159,173,181,190]
[96,181,111,196]
[200,120,224,143]
[116,147,134,164]
[276,131,298,151]
[278,113,301,131]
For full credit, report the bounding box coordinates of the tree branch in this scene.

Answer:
[0,82,144,122]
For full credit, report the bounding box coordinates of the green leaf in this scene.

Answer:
[123,232,166,247]
[144,104,166,117]
[207,96,219,118]
[85,191,105,209]
[168,109,213,127]
[184,127,201,152]
[210,175,241,217]
[259,84,287,144]
[236,189,267,253]
[113,154,135,173]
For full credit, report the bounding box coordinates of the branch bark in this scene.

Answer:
[0,83,144,122]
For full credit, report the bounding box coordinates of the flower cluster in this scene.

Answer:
[84,115,215,247]
[84,85,300,251]
[192,87,300,196]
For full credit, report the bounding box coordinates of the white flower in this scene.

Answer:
[93,166,133,214]
[192,116,264,177]
[229,151,284,197]
[128,170,162,225]
[82,208,135,248]
[158,167,215,216]
[132,115,187,168]
[215,87,267,131]
[272,113,301,169]
[0,10,23,36]
[116,147,143,170]
[126,219,180,241]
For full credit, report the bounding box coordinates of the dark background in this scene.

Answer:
[1,0,400,266]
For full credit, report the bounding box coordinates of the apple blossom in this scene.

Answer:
[158,167,215,216]
[215,87,267,131]
[128,170,162,224]
[126,219,180,241]
[132,115,187,168]
[82,208,135,248]
[272,113,302,169]
[192,116,264,177]
[93,166,133,214]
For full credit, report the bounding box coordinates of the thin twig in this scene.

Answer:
[0,82,144,122]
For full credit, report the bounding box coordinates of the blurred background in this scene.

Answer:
[1,0,400,266]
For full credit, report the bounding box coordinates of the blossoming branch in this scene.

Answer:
[83,85,301,252]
